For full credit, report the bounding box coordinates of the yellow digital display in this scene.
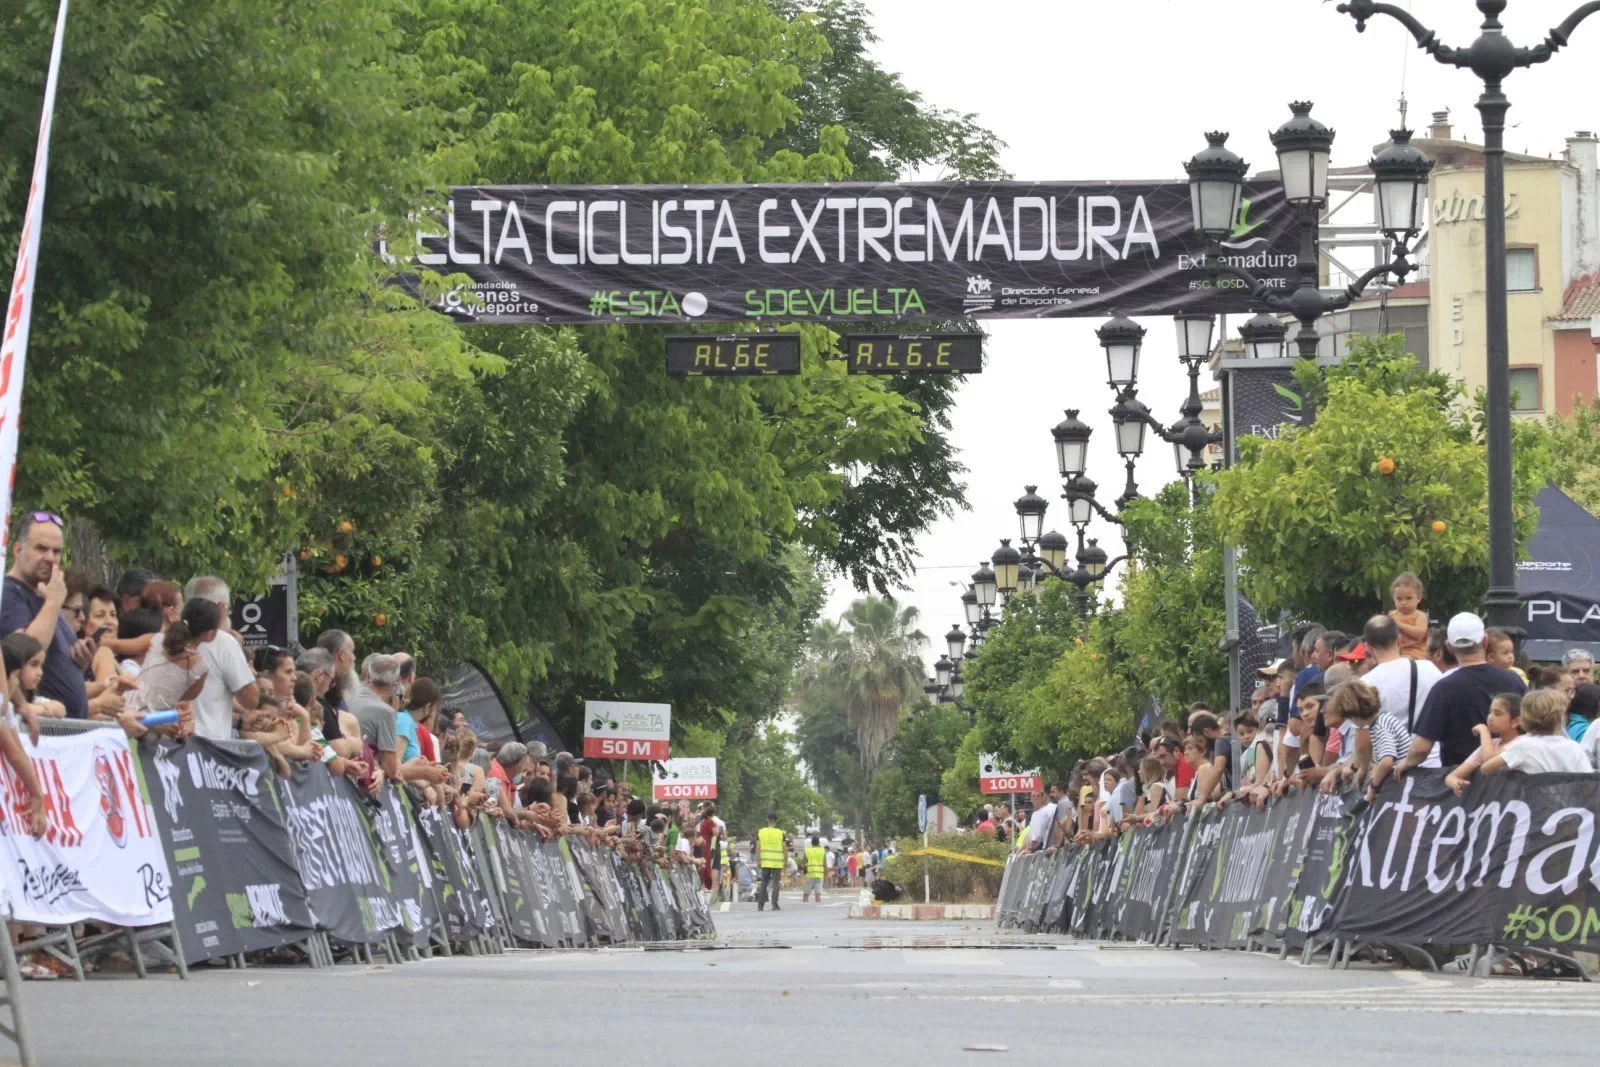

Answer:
[841,334,982,374]
[665,334,801,377]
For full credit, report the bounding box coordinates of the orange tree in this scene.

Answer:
[1211,335,1548,629]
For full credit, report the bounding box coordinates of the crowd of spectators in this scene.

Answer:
[975,570,1600,855]
[0,509,750,975]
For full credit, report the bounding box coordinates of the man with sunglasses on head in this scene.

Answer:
[1,511,89,718]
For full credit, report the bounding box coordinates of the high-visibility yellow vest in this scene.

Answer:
[718,838,729,869]
[805,845,826,879]
[758,826,786,868]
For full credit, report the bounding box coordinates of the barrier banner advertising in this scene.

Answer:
[978,753,1041,796]
[1328,771,1600,950]
[583,700,671,761]
[410,798,495,939]
[0,730,172,927]
[282,762,401,944]
[370,785,438,939]
[653,758,717,800]
[140,738,315,963]
[390,181,1299,325]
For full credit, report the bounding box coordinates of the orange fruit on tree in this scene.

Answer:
[374,612,389,628]
[1431,520,1447,534]
[298,549,311,561]
[371,555,383,568]
[1377,456,1396,475]
[338,519,355,534]
[334,553,347,570]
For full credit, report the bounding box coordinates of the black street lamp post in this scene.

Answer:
[1335,0,1600,637]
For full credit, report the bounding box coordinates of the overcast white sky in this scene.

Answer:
[820,0,1599,676]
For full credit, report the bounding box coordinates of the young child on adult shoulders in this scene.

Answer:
[1388,571,1430,660]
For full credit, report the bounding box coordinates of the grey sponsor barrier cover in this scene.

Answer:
[371,785,440,942]
[281,761,402,944]
[409,796,496,941]
[993,781,1365,947]
[1328,770,1600,951]
[996,772,1600,954]
[138,737,316,964]
[140,737,712,953]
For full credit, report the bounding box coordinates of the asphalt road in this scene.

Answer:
[13,890,1600,1065]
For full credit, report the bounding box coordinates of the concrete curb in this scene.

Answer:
[848,903,995,920]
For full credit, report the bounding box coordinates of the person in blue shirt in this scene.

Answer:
[0,513,88,719]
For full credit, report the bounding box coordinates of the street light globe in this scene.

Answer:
[1271,101,1334,207]
[961,587,981,626]
[1238,311,1289,360]
[1038,530,1069,572]
[945,624,966,661]
[991,539,1022,595]
[1051,409,1092,480]
[1184,131,1248,240]
[1082,537,1109,579]
[1097,313,1146,392]
[1174,312,1215,365]
[949,671,965,701]
[934,655,953,689]
[1014,485,1049,544]
[972,561,998,607]
[1016,562,1037,595]
[1064,476,1096,528]
[1369,128,1433,237]
[1109,391,1151,459]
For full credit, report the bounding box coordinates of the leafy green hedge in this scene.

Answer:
[880,832,1011,903]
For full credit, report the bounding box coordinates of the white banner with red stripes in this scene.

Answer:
[0,0,70,556]
[0,730,174,926]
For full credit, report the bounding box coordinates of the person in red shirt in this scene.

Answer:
[697,803,720,891]
[973,809,997,837]
[406,677,444,763]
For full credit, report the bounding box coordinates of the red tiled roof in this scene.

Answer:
[1555,271,1600,322]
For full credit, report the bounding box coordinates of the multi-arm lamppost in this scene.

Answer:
[1184,104,1432,364]
[1334,0,1600,636]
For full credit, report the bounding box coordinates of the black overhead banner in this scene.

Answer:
[392,181,1300,325]
[138,738,316,964]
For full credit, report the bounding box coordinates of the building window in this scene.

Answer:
[1509,366,1542,411]
[1506,247,1538,292]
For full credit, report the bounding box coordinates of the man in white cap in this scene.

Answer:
[1396,612,1525,773]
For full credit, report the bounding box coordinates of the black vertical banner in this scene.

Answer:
[371,785,438,940]
[1225,362,1309,700]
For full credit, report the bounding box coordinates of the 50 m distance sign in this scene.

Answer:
[583,700,671,761]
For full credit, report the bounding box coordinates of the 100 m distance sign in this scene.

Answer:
[843,334,981,375]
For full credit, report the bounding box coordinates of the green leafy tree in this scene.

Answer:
[1545,397,1600,516]
[868,701,971,838]
[1211,335,1547,629]
[715,723,824,836]
[1007,618,1138,774]
[962,578,1081,769]
[1113,482,1229,712]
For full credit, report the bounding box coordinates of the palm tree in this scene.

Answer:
[833,597,926,776]
[794,598,926,839]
